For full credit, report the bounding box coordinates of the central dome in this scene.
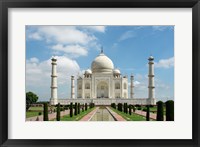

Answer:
[91,52,114,73]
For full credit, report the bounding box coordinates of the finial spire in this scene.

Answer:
[101,46,103,53]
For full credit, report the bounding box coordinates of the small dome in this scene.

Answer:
[91,52,114,73]
[148,56,154,61]
[85,69,92,75]
[113,69,121,75]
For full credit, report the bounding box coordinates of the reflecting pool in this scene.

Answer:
[90,107,115,121]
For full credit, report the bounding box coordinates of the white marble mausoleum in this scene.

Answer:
[50,50,156,105]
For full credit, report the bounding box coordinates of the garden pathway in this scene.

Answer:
[80,107,99,121]
[106,107,126,121]
[134,110,166,120]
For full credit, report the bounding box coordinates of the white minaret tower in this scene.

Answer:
[50,57,58,105]
[148,56,156,105]
[130,75,134,98]
[71,75,75,99]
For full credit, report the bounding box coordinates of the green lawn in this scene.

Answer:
[26,111,43,118]
[110,107,147,121]
[52,107,96,121]
[28,107,43,111]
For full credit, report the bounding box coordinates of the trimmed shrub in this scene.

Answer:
[38,112,42,115]
[78,103,80,114]
[123,103,126,113]
[70,102,73,117]
[156,101,164,121]
[146,105,150,121]
[137,107,142,110]
[133,106,136,112]
[85,103,88,111]
[165,100,174,121]
[118,103,123,112]
[74,103,78,116]
[43,103,49,121]
[111,103,116,109]
[56,103,60,121]
[129,104,132,115]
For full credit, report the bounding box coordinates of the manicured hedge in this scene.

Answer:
[129,104,132,115]
[85,103,88,111]
[78,103,80,114]
[156,101,164,121]
[56,103,60,121]
[74,103,78,116]
[165,100,174,121]
[70,102,73,117]
[43,103,49,121]
[146,105,150,121]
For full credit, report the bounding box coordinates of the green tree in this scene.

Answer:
[129,104,132,115]
[85,103,88,111]
[56,103,60,121]
[26,91,39,111]
[78,103,80,114]
[43,103,49,121]
[70,102,73,117]
[166,100,174,121]
[156,101,164,121]
[74,103,78,115]
[146,105,150,121]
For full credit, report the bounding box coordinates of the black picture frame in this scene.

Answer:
[0,0,199,147]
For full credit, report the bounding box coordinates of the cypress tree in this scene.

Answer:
[129,104,132,115]
[43,103,49,121]
[146,105,150,121]
[78,103,80,114]
[56,103,60,121]
[156,101,164,121]
[85,103,88,111]
[82,104,84,112]
[70,102,73,117]
[166,100,174,121]
[126,103,128,114]
[74,103,78,115]
[123,103,126,113]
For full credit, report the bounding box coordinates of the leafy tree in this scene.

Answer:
[56,103,60,121]
[78,103,80,114]
[129,104,132,115]
[26,91,38,111]
[70,102,73,117]
[74,103,78,115]
[146,105,150,121]
[43,103,49,121]
[166,100,174,121]
[85,103,88,111]
[156,101,164,121]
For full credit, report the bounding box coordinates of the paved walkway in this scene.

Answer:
[106,107,126,121]
[80,107,99,121]
[26,110,70,121]
[134,110,166,120]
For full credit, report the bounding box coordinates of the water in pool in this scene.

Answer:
[90,107,115,121]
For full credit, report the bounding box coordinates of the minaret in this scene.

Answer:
[50,57,58,105]
[71,75,75,99]
[130,75,134,98]
[148,56,156,104]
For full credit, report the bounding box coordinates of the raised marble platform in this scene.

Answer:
[50,98,156,105]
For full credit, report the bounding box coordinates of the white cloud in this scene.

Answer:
[134,81,140,86]
[26,56,80,95]
[155,57,174,68]
[28,57,39,63]
[28,32,42,40]
[80,26,106,33]
[27,26,97,45]
[152,26,173,31]
[51,44,88,57]
[119,30,136,41]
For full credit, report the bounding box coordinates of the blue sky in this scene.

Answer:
[26,26,174,102]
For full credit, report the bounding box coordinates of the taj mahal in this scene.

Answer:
[49,49,156,105]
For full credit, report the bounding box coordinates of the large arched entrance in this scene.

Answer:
[96,81,109,98]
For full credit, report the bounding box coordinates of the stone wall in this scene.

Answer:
[56,98,156,105]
